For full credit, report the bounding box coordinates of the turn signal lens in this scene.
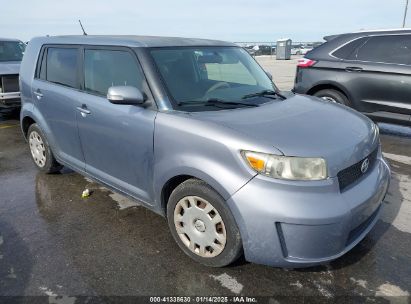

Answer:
[242,150,327,181]
[245,152,268,171]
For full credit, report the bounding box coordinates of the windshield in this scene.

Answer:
[0,41,25,62]
[150,46,277,111]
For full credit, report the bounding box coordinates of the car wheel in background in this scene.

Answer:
[28,124,63,173]
[314,89,351,106]
[167,178,243,267]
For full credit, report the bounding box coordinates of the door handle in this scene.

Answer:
[33,90,43,100]
[345,67,363,72]
[76,105,91,116]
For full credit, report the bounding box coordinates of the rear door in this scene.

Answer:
[76,46,156,203]
[342,34,411,116]
[32,46,85,171]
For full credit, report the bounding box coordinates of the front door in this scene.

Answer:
[76,47,156,203]
[344,34,411,116]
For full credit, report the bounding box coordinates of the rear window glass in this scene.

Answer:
[46,48,78,88]
[332,37,368,59]
[0,41,25,62]
[355,35,411,65]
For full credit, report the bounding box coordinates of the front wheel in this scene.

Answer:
[167,179,242,267]
[28,124,63,173]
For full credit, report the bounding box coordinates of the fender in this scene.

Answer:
[21,105,60,154]
[154,164,253,211]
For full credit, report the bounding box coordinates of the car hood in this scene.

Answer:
[0,61,20,75]
[189,95,379,177]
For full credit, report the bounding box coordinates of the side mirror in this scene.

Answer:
[265,71,273,80]
[107,86,145,105]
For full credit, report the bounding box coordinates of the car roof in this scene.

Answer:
[324,28,411,41]
[29,35,237,48]
[310,28,411,60]
[0,37,22,42]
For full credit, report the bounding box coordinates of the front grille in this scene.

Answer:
[1,75,19,93]
[337,148,378,192]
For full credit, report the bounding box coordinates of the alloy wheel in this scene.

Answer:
[321,96,338,103]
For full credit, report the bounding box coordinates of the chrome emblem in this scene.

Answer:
[361,158,370,174]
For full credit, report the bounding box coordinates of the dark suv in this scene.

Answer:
[293,29,411,125]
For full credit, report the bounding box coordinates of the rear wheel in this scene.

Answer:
[313,89,351,106]
[28,124,63,173]
[167,179,242,267]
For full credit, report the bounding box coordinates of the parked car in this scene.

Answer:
[0,38,25,111]
[20,35,390,268]
[294,29,411,125]
[244,45,275,56]
[298,45,313,55]
[290,45,312,56]
[291,46,300,55]
[244,46,256,56]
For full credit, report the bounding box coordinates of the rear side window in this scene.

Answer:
[84,49,144,96]
[355,35,411,65]
[45,48,79,88]
[332,37,368,59]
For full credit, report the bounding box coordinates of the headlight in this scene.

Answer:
[242,151,327,181]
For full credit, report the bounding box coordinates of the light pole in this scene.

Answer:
[403,0,409,28]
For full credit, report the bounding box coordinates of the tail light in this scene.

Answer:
[297,58,317,68]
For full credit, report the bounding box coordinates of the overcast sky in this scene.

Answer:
[0,0,408,43]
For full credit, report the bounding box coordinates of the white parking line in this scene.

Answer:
[39,287,76,304]
[376,283,410,297]
[210,273,243,294]
[382,173,411,234]
[109,192,140,210]
[383,153,411,166]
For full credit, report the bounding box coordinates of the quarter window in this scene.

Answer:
[38,49,47,80]
[332,37,368,60]
[84,49,144,96]
[354,35,411,65]
[46,48,79,88]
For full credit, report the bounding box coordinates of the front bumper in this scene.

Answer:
[227,156,390,268]
[0,91,21,108]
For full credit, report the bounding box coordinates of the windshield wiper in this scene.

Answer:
[242,89,286,100]
[178,98,259,108]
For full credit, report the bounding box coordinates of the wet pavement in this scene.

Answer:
[0,110,411,302]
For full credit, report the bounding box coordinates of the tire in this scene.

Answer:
[314,89,351,106]
[27,124,63,173]
[167,178,242,267]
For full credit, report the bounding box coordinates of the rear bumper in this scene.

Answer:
[0,91,21,108]
[227,156,390,268]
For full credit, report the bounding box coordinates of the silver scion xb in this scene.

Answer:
[19,35,390,267]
